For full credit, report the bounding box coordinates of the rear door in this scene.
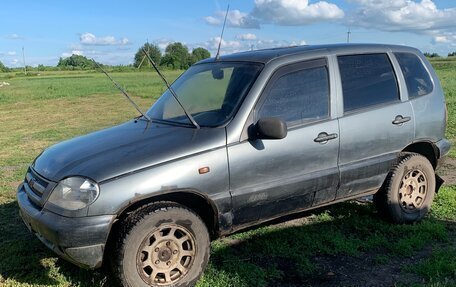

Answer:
[335,53,414,199]
[228,59,340,226]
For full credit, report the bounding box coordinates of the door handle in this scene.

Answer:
[392,115,411,125]
[314,132,338,143]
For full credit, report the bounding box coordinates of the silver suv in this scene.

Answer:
[17,44,451,287]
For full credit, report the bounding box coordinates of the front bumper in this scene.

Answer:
[17,183,116,269]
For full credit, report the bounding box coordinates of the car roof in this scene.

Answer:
[198,43,420,64]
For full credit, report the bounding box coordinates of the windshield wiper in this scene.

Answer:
[141,48,200,129]
[133,114,149,121]
[93,60,151,121]
[149,118,194,127]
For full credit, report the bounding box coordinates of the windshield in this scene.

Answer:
[146,62,263,127]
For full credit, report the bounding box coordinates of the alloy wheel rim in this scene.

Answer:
[398,169,427,211]
[136,224,196,286]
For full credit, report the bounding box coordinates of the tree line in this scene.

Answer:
[53,42,210,71]
[0,42,211,72]
[424,52,456,58]
[135,42,210,70]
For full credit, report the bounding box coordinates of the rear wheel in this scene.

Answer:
[374,153,436,223]
[112,202,210,287]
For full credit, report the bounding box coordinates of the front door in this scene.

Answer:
[228,59,340,227]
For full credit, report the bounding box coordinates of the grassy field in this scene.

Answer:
[0,59,455,287]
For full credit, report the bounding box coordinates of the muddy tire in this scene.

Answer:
[374,153,436,223]
[112,202,210,287]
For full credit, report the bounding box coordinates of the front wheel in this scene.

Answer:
[374,153,436,223]
[112,202,210,287]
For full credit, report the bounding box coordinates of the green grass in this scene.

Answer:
[431,57,456,157]
[0,70,183,104]
[410,248,456,281]
[0,60,455,286]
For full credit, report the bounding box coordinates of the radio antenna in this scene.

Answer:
[215,4,229,61]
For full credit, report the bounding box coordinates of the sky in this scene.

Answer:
[0,0,455,67]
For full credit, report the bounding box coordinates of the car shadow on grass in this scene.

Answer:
[0,200,113,286]
[1,199,454,287]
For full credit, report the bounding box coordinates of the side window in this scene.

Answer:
[338,54,399,113]
[394,52,433,98]
[258,66,329,126]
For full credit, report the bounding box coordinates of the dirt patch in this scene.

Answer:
[438,156,456,186]
[305,251,427,287]
[258,245,442,287]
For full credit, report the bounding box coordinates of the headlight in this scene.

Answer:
[47,177,99,210]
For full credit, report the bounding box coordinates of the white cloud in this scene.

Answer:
[80,33,130,46]
[154,38,175,51]
[349,0,409,9]
[120,38,129,45]
[191,37,245,56]
[205,16,221,25]
[349,0,456,32]
[288,40,307,46]
[236,33,257,40]
[61,50,84,58]
[252,0,344,25]
[195,36,307,56]
[254,38,306,49]
[434,36,451,44]
[432,32,456,45]
[205,1,343,28]
[0,51,17,57]
[204,9,260,28]
[205,37,243,52]
[348,0,456,47]
[5,33,24,40]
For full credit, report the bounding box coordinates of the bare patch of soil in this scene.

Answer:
[438,156,456,186]
[259,244,445,287]
[304,251,427,287]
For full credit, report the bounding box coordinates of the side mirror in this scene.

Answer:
[256,117,287,140]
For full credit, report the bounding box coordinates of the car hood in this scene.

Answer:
[32,120,226,182]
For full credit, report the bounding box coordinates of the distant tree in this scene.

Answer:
[448,51,456,57]
[0,60,10,72]
[161,42,191,70]
[424,52,440,58]
[189,47,211,66]
[133,43,161,68]
[190,47,211,65]
[57,54,98,69]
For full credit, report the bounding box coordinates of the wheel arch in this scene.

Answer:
[402,141,439,169]
[110,189,221,241]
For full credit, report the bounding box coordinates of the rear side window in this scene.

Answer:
[394,52,433,98]
[338,54,399,113]
[258,66,329,126]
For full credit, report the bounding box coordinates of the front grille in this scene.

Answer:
[26,171,47,196]
[24,167,53,207]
